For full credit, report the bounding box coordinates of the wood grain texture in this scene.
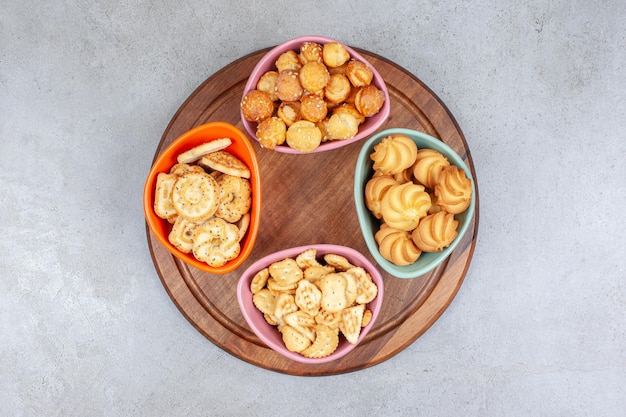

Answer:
[146,48,480,376]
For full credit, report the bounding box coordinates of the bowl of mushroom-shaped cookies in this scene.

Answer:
[354,128,476,279]
[237,244,384,364]
[143,122,262,274]
[240,35,390,154]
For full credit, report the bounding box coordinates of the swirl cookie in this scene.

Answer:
[411,211,459,252]
[434,165,472,214]
[370,134,418,175]
[380,182,431,231]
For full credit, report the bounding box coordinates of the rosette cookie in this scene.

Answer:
[380,182,431,231]
[411,211,459,252]
[375,224,422,266]
[370,134,418,175]
[412,148,450,190]
[434,165,473,214]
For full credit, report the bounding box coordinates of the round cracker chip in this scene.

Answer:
[281,325,312,353]
[301,325,339,358]
[176,138,232,164]
[171,172,220,223]
[199,150,251,179]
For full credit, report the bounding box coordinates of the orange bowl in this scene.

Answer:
[143,122,262,274]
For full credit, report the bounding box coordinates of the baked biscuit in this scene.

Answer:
[241,89,274,123]
[199,150,251,179]
[301,325,339,358]
[434,165,473,214]
[331,102,365,124]
[370,134,418,175]
[365,175,400,219]
[256,116,286,150]
[354,85,385,117]
[345,59,373,87]
[168,216,197,254]
[413,148,451,190]
[322,42,351,68]
[375,223,422,266]
[215,174,252,223]
[275,50,302,73]
[299,41,324,64]
[256,70,279,101]
[380,182,431,231]
[171,172,220,223]
[411,211,459,252]
[286,120,322,152]
[275,69,304,102]
[298,61,330,93]
[300,94,328,123]
[326,113,359,140]
[192,217,241,267]
[176,138,233,164]
[154,172,178,222]
[276,101,302,126]
[324,73,352,104]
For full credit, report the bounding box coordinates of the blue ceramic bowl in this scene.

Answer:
[354,128,475,279]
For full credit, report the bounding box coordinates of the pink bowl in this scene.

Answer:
[240,35,390,154]
[236,244,384,364]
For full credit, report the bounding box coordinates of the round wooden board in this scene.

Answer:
[146,47,479,376]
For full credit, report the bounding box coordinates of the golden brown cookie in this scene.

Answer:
[275,69,304,102]
[240,89,275,123]
[411,211,459,252]
[275,50,302,73]
[354,85,385,117]
[256,116,287,150]
[300,93,328,123]
[215,174,252,223]
[324,73,352,104]
[199,150,251,179]
[286,120,323,152]
[345,59,374,87]
[298,61,330,93]
[171,172,220,223]
[322,42,351,68]
[256,70,280,101]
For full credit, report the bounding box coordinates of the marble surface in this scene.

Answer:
[2,1,624,416]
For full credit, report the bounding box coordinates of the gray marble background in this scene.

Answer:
[2,0,624,416]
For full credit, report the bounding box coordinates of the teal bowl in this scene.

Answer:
[354,128,476,279]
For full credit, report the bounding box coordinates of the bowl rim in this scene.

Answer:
[354,127,476,279]
[143,121,262,274]
[236,243,384,364]
[240,35,390,154]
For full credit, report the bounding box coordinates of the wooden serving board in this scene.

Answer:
[146,47,479,376]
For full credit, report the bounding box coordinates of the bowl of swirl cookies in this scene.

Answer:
[240,35,390,153]
[143,122,261,274]
[354,128,476,279]
[237,244,383,363]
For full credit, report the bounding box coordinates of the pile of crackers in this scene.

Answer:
[250,248,378,359]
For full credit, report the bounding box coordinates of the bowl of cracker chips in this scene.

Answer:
[237,244,384,363]
[240,35,390,154]
[354,128,476,279]
[143,122,262,274]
